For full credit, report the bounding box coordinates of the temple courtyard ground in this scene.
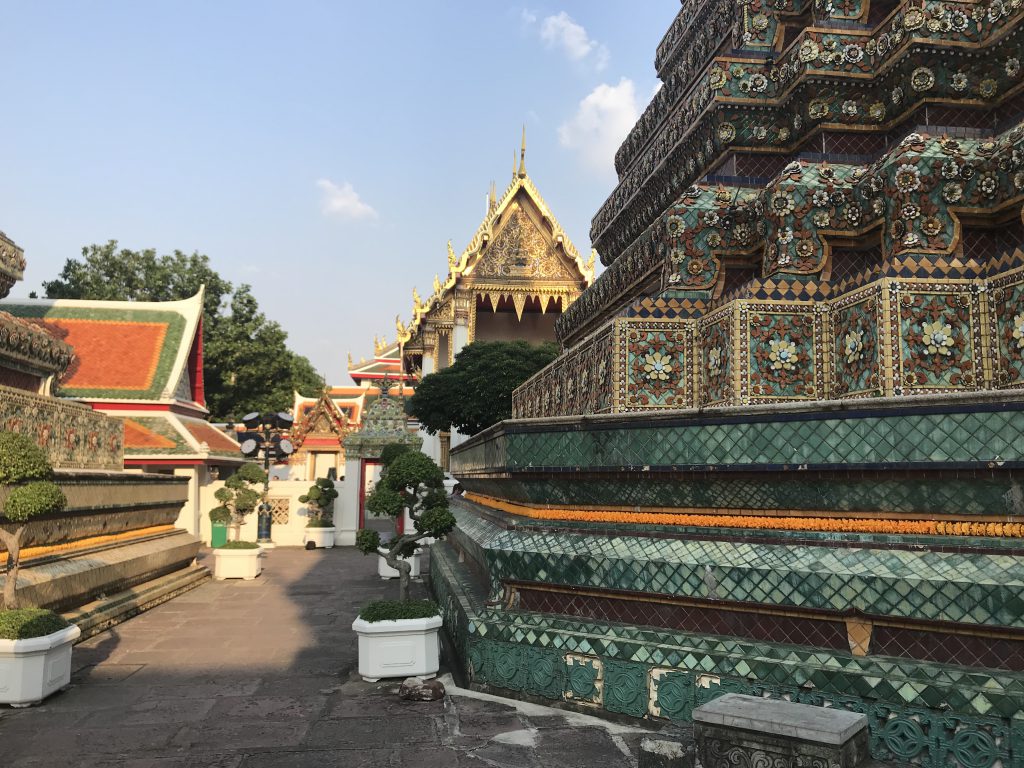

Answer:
[0,547,654,767]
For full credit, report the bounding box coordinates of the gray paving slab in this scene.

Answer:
[0,547,653,767]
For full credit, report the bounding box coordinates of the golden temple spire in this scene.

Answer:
[518,125,527,178]
[512,150,517,182]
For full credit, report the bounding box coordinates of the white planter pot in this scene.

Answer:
[352,615,441,682]
[213,547,262,580]
[305,526,336,548]
[0,624,81,707]
[378,553,420,580]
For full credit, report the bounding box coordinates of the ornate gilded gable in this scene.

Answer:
[473,202,576,282]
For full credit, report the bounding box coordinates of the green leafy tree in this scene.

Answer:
[41,241,323,418]
[212,462,267,541]
[0,433,68,609]
[299,478,339,527]
[357,447,456,601]
[410,341,559,435]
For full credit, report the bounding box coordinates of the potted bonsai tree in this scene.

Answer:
[353,444,456,681]
[0,431,80,706]
[299,477,338,549]
[210,462,266,580]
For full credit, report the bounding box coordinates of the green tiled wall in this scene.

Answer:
[431,542,1024,768]
[448,505,1024,630]
[457,405,1024,473]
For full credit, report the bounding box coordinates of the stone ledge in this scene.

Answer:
[693,693,866,746]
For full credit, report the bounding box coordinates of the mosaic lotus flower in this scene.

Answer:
[768,338,798,371]
[844,330,865,363]
[952,73,969,91]
[643,351,673,381]
[911,67,935,92]
[895,164,922,192]
[1014,313,1024,349]
[979,173,999,198]
[943,182,964,203]
[707,347,722,375]
[770,192,795,216]
[922,321,955,356]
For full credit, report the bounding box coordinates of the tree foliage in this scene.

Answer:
[357,444,456,602]
[41,241,324,419]
[410,341,559,436]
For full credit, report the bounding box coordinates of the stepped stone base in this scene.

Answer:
[65,565,211,641]
[3,530,202,612]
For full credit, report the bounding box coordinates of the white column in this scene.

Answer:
[337,457,362,546]
[173,467,202,537]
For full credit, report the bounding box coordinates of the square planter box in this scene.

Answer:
[213,547,262,580]
[378,554,420,580]
[305,526,336,549]
[352,615,441,682]
[0,624,81,707]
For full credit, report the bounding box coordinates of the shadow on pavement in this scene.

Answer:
[0,546,649,768]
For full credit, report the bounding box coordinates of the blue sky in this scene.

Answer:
[2,2,678,384]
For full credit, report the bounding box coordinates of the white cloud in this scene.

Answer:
[558,78,639,177]
[316,179,377,220]
[526,10,609,71]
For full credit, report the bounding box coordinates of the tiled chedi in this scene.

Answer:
[441,0,1024,766]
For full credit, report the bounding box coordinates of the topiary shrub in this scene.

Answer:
[215,540,261,550]
[0,607,71,640]
[0,432,67,609]
[215,462,267,540]
[356,444,456,602]
[358,599,438,623]
[208,506,232,525]
[299,477,339,527]
[0,432,52,485]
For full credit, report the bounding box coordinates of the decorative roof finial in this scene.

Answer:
[488,180,497,211]
[518,125,527,178]
[513,150,517,181]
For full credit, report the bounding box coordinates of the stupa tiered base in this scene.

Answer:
[435,393,1024,767]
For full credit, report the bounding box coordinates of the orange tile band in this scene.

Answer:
[17,525,177,562]
[464,493,1024,538]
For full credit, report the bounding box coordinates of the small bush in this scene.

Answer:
[208,506,232,524]
[4,481,67,523]
[355,528,381,554]
[358,599,439,622]
[380,443,413,467]
[306,518,334,528]
[0,432,52,485]
[216,540,261,550]
[0,608,71,640]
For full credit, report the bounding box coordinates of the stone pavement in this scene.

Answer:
[0,547,653,767]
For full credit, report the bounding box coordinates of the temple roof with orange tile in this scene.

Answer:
[1,291,204,406]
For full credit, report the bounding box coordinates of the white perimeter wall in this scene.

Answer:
[194,478,351,548]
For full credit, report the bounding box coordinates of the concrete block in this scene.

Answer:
[694,694,869,768]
